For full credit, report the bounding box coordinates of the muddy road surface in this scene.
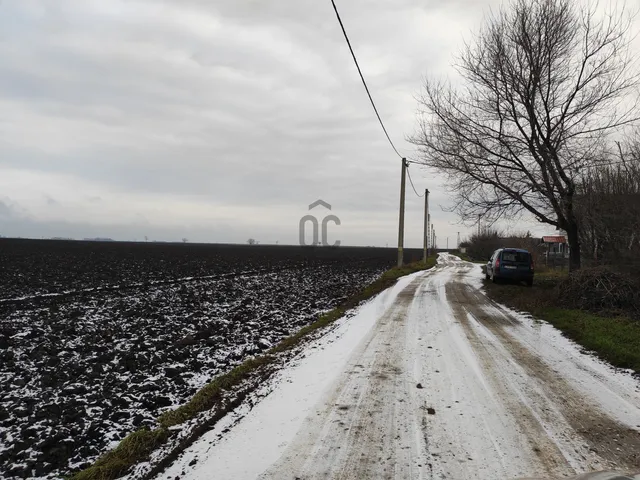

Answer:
[158,255,640,480]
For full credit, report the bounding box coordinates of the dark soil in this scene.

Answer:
[0,239,425,479]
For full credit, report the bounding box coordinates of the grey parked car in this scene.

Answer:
[486,248,534,286]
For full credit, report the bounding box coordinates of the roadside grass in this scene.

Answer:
[71,427,169,480]
[484,273,640,374]
[70,257,437,480]
[157,355,275,428]
[539,308,640,372]
[533,268,569,283]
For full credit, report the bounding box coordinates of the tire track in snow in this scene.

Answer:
[446,280,583,476]
[408,264,568,479]
[260,274,429,480]
[446,278,640,473]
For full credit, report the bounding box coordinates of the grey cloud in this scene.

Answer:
[0,199,13,217]
[0,197,30,221]
[0,0,557,245]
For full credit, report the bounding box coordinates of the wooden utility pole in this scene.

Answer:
[397,158,408,267]
[427,214,431,257]
[423,189,430,262]
[432,225,435,252]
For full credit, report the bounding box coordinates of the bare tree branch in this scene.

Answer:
[410,0,640,270]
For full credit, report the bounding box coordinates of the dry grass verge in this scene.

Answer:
[71,428,169,480]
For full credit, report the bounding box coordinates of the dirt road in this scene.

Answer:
[158,255,640,480]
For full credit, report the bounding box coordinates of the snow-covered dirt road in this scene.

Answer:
[157,255,640,480]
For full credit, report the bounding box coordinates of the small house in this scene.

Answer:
[541,235,569,266]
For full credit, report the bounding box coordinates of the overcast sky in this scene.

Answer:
[1,0,636,247]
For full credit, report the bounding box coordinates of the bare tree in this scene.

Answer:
[411,0,639,270]
[576,134,640,266]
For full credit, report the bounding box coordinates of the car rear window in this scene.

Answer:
[502,251,530,263]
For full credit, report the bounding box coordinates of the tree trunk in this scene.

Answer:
[566,222,581,271]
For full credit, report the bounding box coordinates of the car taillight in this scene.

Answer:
[531,259,534,271]
[495,258,500,268]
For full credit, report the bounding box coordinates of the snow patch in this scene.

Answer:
[154,269,430,480]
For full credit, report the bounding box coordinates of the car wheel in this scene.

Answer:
[526,279,533,287]
[491,273,498,284]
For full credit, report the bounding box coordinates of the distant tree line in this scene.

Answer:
[460,229,541,265]
[575,138,640,269]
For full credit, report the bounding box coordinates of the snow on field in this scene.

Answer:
[155,269,428,480]
[0,240,400,479]
[160,254,640,480]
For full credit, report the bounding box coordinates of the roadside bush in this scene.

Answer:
[463,229,542,264]
[555,267,640,318]
[464,229,503,261]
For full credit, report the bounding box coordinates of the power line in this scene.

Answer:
[329,0,402,159]
[407,158,429,196]
[407,166,424,197]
